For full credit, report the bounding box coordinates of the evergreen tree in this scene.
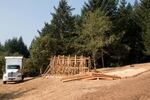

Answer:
[136,0,150,55]
[112,0,145,64]
[30,35,57,74]
[82,0,118,17]
[18,37,30,58]
[4,37,30,58]
[4,38,19,54]
[0,43,5,55]
[46,0,76,55]
[0,56,4,78]
[30,0,76,73]
[134,0,139,9]
[38,23,51,37]
[50,0,75,39]
[123,3,144,63]
[115,0,127,32]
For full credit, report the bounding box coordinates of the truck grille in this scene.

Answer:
[8,72,17,77]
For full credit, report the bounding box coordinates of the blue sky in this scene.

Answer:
[0,0,134,47]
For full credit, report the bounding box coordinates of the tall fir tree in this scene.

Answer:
[82,0,118,17]
[0,43,4,52]
[123,3,144,63]
[136,0,150,55]
[18,37,30,58]
[4,37,30,58]
[30,0,76,73]
[114,0,144,64]
[50,0,75,39]
[115,0,127,32]
[49,0,76,55]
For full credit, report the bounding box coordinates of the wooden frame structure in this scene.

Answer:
[43,55,92,77]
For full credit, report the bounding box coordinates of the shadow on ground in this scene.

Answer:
[22,77,37,83]
[3,77,37,85]
[0,88,35,99]
[0,77,38,99]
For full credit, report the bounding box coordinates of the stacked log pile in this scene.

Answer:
[61,72,121,82]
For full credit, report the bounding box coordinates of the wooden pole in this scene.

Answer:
[75,55,77,67]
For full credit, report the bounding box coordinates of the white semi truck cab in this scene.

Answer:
[3,56,24,84]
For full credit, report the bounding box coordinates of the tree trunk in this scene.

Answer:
[40,67,42,75]
[101,49,104,68]
[94,59,96,71]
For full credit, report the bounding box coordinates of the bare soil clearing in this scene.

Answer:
[104,63,150,78]
[0,63,150,100]
[81,71,150,100]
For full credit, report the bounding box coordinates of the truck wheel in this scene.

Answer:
[3,81,6,84]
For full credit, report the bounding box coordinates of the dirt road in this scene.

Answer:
[0,72,150,100]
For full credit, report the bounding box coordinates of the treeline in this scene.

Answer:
[0,0,150,76]
[0,37,29,77]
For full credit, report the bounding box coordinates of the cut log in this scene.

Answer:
[92,73,121,79]
[62,74,92,82]
[61,72,121,82]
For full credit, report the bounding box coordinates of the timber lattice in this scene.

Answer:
[43,55,92,77]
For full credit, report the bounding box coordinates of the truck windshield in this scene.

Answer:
[7,65,20,69]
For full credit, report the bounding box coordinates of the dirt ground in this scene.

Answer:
[0,64,150,100]
[81,71,150,100]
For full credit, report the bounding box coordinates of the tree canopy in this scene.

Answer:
[4,37,30,58]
